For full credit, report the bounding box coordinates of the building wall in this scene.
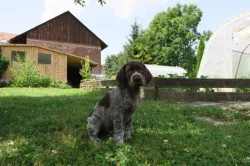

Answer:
[1,45,67,81]
[27,38,101,74]
[26,12,102,48]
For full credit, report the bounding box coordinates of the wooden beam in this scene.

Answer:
[158,92,250,102]
[157,78,250,88]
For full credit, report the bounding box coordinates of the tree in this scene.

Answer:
[122,19,142,62]
[133,30,152,63]
[79,56,92,80]
[201,30,213,41]
[195,37,205,73]
[144,3,203,72]
[105,54,120,76]
[194,31,212,74]
[0,48,9,79]
[104,19,145,75]
[74,0,105,7]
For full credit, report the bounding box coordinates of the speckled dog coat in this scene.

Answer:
[87,61,153,145]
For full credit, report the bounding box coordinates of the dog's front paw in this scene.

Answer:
[124,131,132,140]
[116,139,124,145]
[89,136,102,143]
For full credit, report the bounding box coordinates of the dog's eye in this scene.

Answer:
[127,68,132,72]
[138,68,143,71]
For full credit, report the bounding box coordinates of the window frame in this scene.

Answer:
[38,53,52,65]
[11,50,26,62]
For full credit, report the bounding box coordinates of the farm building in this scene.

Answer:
[0,32,16,44]
[0,11,107,87]
[0,44,98,87]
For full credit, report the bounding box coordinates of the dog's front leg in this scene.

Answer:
[113,114,124,145]
[124,117,133,141]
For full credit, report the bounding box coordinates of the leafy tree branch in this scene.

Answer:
[74,0,106,7]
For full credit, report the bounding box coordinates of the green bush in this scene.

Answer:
[79,56,92,81]
[49,80,72,89]
[0,81,7,88]
[0,48,9,79]
[36,76,52,87]
[11,55,41,87]
[10,55,71,88]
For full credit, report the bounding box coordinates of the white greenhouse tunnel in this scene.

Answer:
[145,64,187,77]
[197,10,250,80]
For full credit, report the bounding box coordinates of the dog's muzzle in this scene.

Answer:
[130,72,145,86]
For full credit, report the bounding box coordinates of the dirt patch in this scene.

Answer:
[195,116,236,125]
[190,102,250,116]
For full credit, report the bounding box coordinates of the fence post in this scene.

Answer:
[155,78,159,99]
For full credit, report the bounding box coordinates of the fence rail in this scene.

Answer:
[80,78,250,102]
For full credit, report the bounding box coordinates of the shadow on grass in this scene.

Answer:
[0,91,103,139]
[0,89,249,165]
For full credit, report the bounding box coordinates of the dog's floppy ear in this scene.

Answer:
[116,64,127,86]
[143,64,153,85]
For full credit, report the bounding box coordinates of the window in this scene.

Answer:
[11,51,26,62]
[0,40,7,43]
[38,53,51,64]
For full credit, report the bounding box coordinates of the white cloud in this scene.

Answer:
[41,0,86,22]
[179,0,199,4]
[106,0,169,20]
[41,0,199,22]
[105,0,200,19]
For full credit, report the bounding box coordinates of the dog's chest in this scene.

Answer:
[123,96,140,122]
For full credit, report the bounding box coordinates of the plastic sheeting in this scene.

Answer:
[145,64,187,77]
[197,10,250,79]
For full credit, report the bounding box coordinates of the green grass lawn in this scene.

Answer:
[0,88,250,165]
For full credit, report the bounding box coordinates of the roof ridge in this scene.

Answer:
[9,11,107,50]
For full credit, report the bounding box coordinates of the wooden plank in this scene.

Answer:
[24,12,101,47]
[81,78,157,87]
[81,87,155,99]
[81,80,118,87]
[157,78,250,88]
[158,92,250,102]
[140,89,156,99]
[82,87,113,93]
[146,77,157,87]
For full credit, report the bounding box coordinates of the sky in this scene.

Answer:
[0,0,249,64]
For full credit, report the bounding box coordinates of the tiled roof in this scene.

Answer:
[0,32,17,42]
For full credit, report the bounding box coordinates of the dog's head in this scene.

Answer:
[116,61,153,88]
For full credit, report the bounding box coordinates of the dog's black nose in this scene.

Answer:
[133,75,142,82]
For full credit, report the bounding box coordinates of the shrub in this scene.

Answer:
[79,56,92,81]
[36,76,52,87]
[0,48,9,79]
[10,54,72,88]
[11,55,41,87]
[0,79,11,88]
[49,80,72,89]
[0,81,7,88]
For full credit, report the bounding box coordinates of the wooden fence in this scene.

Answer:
[80,78,250,102]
